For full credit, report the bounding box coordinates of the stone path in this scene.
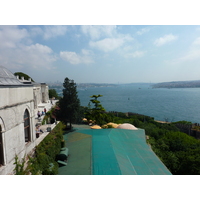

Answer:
[35,122,58,146]
[34,99,58,146]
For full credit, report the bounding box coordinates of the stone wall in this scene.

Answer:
[33,84,42,109]
[41,83,49,103]
[0,86,36,175]
[175,123,200,139]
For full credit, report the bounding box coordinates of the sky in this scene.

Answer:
[1,0,199,194]
[1,25,200,84]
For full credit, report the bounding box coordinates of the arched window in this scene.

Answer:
[24,109,31,142]
[0,125,4,166]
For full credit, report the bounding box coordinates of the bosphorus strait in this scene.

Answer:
[76,83,200,123]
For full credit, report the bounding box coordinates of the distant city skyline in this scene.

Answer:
[1,25,200,84]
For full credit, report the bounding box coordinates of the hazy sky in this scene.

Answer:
[1,25,200,84]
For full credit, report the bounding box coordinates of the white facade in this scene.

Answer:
[41,83,49,103]
[33,84,42,109]
[0,66,50,175]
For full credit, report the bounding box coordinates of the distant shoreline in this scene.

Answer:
[153,80,200,88]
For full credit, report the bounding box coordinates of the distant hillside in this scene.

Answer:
[77,83,117,88]
[153,80,200,88]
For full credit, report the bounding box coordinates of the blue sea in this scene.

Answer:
[76,84,200,123]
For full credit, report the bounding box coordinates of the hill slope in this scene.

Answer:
[153,80,200,88]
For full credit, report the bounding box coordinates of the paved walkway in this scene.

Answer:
[35,122,58,146]
[34,99,59,146]
[35,99,58,119]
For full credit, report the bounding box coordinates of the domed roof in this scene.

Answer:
[0,66,22,85]
[91,125,102,129]
[117,123,138,130]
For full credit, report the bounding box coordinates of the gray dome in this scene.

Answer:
[0,66,22,85]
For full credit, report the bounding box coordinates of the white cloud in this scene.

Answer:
[154,34,178,46]
[21,43,57,67]
[192,37,200,45]
[60,49,94,65]
[60,51,81,64]
[136,28,150,35]
[5,43,56,69]
[169,50,200,67]
[30,25,68,40]
[182,37,200,60]
[81,49,92,56]
[178,49,200,62]
[171,37,200,64]
[29,26,43,37]
[81,25,135,54]
[81,25,117,40]
[0,25,29,48]
[89,38,123,52]
[182,37,200,61]
[0,26,57,70]
[43,25,68,40]
[26,43,53,54]
[89,35,133,52]
[131,51,145,58]
[75,34,81,38]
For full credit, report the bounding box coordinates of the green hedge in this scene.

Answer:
[42,110,55,125]
[28,122,65,175]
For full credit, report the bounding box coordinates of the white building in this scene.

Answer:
[0,66,50,175]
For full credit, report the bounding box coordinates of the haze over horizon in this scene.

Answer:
[1,25,200,84]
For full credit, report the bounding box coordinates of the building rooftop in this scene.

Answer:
[0,66,23,86]
[58,125,172,175]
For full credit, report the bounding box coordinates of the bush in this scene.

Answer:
[28,122,65,175]
[42,109,56,125]
[14,156,29,175]
[147,129,200,174]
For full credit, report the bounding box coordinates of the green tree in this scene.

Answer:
[58,78,80,129]
[14,72,34,82]
[49,89,59,99]
[85,94,107,125]
[147,128,200,174]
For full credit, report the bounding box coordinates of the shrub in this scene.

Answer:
[14,156,29,175]
[28,122,65,175]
